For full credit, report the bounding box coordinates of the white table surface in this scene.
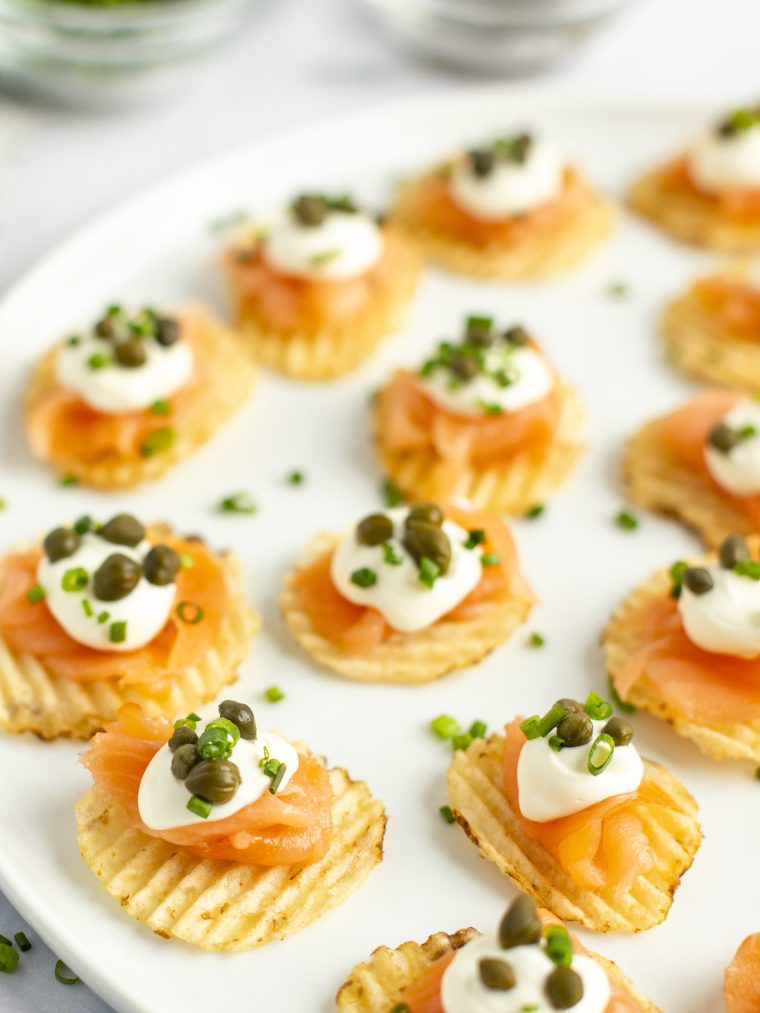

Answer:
[0,0,759,1007]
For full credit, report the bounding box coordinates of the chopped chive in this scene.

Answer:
[0,934,9,946]
[14,933,31,952]
[381,478,404,507]
[669,560,688,598]
[607,281,629,298]
[265,686,285,703]
[548,735,565,752]
[391,1005,412,1013]
[58,473,78,487]
[66,334,82,347]
[177,601,204,624]
[350,567,377,588]
[54,959,79,985]
[544,924,573,967]
[149,399,170,416]
[615,509,638,531]
[439,805,455,824]
[529,632,545,648]
[86,352,110,370]
[109,620,127,644]
[584,691,613,721]
[26,584,46,604]
[179,553,194,568]
[0,499,5,512]
[520,715,541,740]
[588,732,615,776]
[451,732,473,752]
[310,248,341,266]
[464,528,486,550]
[287,470,304,485]
[609,677,636,714]
[81,598,93,617]
[481,552,500,568]
[269,762,287,794]
[431,714,460,740]
[187,795,212,819]
[219,491,257,515]
[97,611,110,624]
[61,567,88,592]
[468,720,487,739]
[521,703,566,740]
[418,556,441,589]
[0,943,18,974]
[734,559,760,580]
[738,424,758,439]
[477,400,504,416]
[187,712,201,722]
[141,427,175,457]
[380,542,403,566]
[526,504,545,519]
[73,515,93,535]
[465,314,493,332]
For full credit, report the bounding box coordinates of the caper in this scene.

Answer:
[545,966,584,1009]
[143,545,181,586]
[555,697,584,714]
[465,319,494,347]
[504,325,530,346]
[498,894,542,949]
[168,725,198,752]
[402,521,451,575]
[292,194,328,227]
[450,354,479,381]
[406,503,444,527]
[602,716,634,747]
[478,957,516,991]
[99,513,145,547]
[171,743,200,780]
[683,566,714,595]
[469,148,495,178]
[708,423,739,453]
[218,700,256,740]
[114,337,146,368]
[154,316,180,347]
[556,711,593,747]
[43,527,80,563]
[356,513,393,547]
[93,553,141,602]
[185,758,241,804]
[94,315,116,339]
[719,533,750,569]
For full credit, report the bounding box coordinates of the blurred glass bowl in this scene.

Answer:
[0,0,267,105]
[359,0,636,75]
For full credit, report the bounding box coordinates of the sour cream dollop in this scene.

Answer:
[262,209,383,280]
[689,122,760,193]
[704,399,760,496]
[330,508,483,633]
[450,141,564,220]
[421,345,553,418]
[138,728,299,830]
[517,719,644,822]
[440,932,610,1013]
[679,565,760,658]
[37,532,175,652]
[56,334,193,415]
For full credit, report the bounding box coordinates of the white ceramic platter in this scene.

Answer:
[0,88,754,1013]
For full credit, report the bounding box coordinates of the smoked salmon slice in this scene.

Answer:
[693,276,760,339]
[0,535,228,688]
[725,933,760,1013]
[502,721,674,895]
[81,705,334,867]
[660,157,760,223]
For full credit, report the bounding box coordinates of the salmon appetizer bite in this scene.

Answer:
[388,131,612,279]
[446,693,701,932]
[76,700,385,949]
[25,303,254,489]
[224,193,419,380]
[725,932,760,1013]
[0,512,257,739]
[629,103,760,251]
[604,533,760,763]
[281,501,534,684]
[374,315,585,514]
[624,388,760,546]
[661,264,760,387]
[337,892,660,1012]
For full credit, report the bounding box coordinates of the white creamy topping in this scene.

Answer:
[517,719,643,823]
[330,507,483,633]
[37,532,175,652]
[56,334,193,415]
[450,141,564,220]
[421,345,553,418]
[679,565,760,658]
[440,932,610,1013]
[689,123,760,193]
[138,729,298,830]
[262,209,383,280]
[704,399,760,496]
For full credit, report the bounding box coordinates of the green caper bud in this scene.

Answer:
[683,566,714,596]
[504,325,530,346]
[469,148,495,178]
[407,503,444,527]
[708,423,739,453]
[719,533,750,569]
[143,545,181,586]
[356,513,393,547]
[402,521,451,575]
[168,725,198,752]
[498,894,542,949]
[114,337,147,368]
[478,957,516,991]
[171,743,200,780]
[602,716,634,746]
[555,697,584,715]
[93,553,141,602]
[545,966,584,1009]
[94,315,116,339]
[43,526,80,563]
[185,758,241,804]
[450,354,480,381]
[99,513,145,547]
[218,700,256,740]
[292,194,328,227]
[154,316,180,347]
[556,711,593,747]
